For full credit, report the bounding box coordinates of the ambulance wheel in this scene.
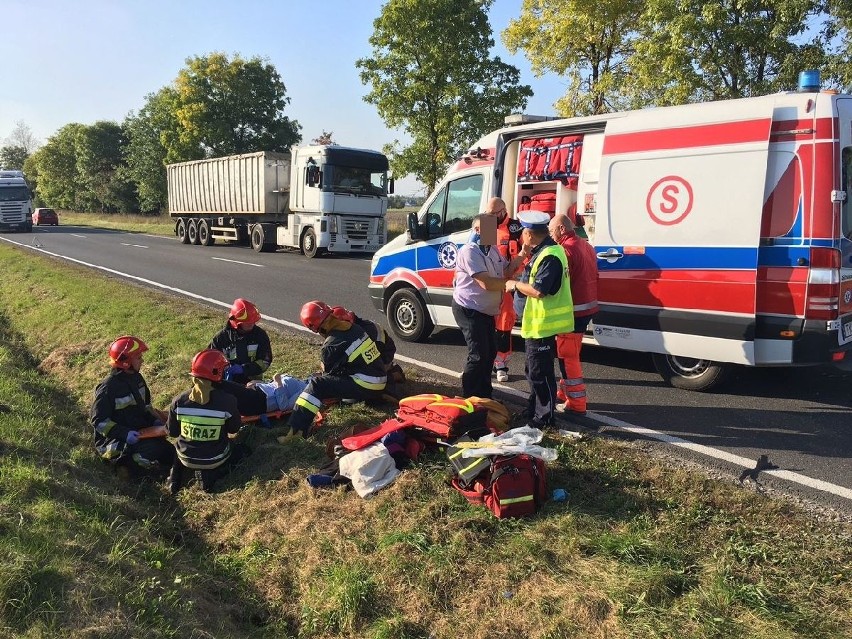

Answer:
[176,218,190,244]
[387,288,433,342]
[198,219,214,246]
[652,354,729,391]
[187,219,200,245]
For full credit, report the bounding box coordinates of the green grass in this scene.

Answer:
[0,242,851,638]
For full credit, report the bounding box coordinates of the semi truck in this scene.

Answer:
[167,145,392,258]
[0,170,33,232]
[369,71,852,390]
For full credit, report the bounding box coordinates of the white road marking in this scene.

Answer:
[71,234,87,238]
[211,257,265,268]
[120,242,148,249]
[2,233,850,503]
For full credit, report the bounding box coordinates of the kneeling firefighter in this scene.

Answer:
[167,349,244,494]
[288,300,387,437]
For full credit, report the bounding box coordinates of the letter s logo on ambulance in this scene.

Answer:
[646,176,693,226]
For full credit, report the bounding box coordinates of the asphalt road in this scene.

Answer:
[5,225,852,516]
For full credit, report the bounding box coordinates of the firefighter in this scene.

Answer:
[90,336,174,478]
[289,300,387,437]
[330,304,404,384]
[208,298,272,385]
[166,349,244,494]
[549,212,599,417]
[487,197,525,383]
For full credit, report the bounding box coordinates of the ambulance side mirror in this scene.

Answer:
[407,212,425,241]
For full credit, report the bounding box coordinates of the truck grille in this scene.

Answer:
[0,203,25,223]
[343,218,372,241]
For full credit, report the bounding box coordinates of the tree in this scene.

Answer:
[174,52,301,157]
[357,0,533,191]
[824,0,852,88]
[503,0,645,116]
[0,145,29,170]
[312,130,335,145]
[28,123,85,210]
[4,120,40,154]
[76,121,136,213]
[631,0,827,106]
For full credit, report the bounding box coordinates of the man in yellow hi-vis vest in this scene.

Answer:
[505,211,574,429]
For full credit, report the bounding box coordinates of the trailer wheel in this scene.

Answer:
[187,219,200,245]
[176,218,190,244]
[198,219,214,246]
[250,224,273,252]
[387,288,434,342]
[301,227,324,258]
[651,353,730,392]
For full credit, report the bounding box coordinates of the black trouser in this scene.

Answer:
[525,335,557,426]
[452,300,497,399]
[168,443,246,493]
[288,374,384,437]
[217,379,267,415]
[124,437,175,477]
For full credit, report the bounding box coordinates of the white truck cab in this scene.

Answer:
[0,170,33,233]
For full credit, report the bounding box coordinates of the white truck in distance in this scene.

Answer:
[0,170,33,233]
[167,145,392,257]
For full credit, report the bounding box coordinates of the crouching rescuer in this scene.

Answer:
[167,349,244,494]
[290,300,387,437]
[91,336,174,478]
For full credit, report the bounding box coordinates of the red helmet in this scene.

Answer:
[109,336,148,370]
[190,349,230,382]
[331,305,355,323]
[300,300,333,332]
[228,298,261,330]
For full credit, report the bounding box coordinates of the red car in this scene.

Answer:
[32,208,59,226]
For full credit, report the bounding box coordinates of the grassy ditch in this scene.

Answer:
[1,243,851,638]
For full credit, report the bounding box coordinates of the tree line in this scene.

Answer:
[2,0,850,211]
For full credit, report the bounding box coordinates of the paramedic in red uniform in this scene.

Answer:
[208,298,272,385]
[487,197,525,383]
[505,211,573,429]
[290,300,387,437]
[549,212,599,417]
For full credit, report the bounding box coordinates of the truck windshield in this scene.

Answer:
[322,165,386,196]
[0,186,30,201]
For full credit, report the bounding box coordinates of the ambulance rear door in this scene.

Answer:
[593,98,774,366]
[836,97,852,345]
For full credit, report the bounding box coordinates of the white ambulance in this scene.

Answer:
[369,73,852,390]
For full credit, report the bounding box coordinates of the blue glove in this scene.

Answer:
[126,430,140,445]
[225,364,244,381]
[258,414,271,429]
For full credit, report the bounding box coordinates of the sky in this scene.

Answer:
[0,0,568,196]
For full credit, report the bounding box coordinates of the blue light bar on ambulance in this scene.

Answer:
[798,70,820,92]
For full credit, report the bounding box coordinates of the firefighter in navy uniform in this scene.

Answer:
[288,300,388,437]
[90,336,174,478]
[329,305,404,384]
[208,298,272,385]
[167,349,244,494]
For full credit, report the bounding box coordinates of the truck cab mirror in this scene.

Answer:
[388,177,395,195]
[306,165,321,187]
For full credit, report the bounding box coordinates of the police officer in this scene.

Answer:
[91,336,174,478]
[167,349,243,494]
[505,211,574,429]
[289,300,388,437]
[208,298,272,385]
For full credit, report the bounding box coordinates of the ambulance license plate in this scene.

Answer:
[840,317,852,345]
